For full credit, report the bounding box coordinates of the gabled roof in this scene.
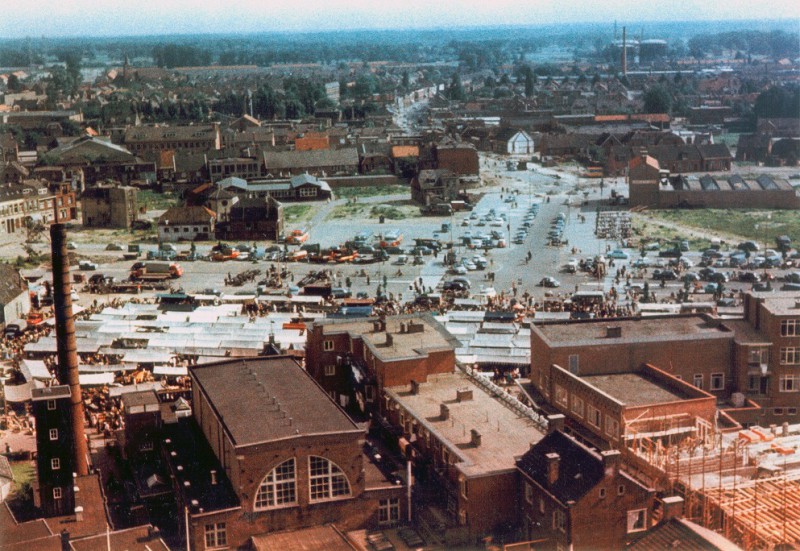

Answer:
[516,430,606,504]
[628,518,742,551]
[0,264,27,305]
[262,148,359,170]
[158,206,216,226]
[190,356,361,448]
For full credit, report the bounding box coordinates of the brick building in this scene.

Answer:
[410,169,460,206]
[628,154,800,210]
[305,314,460,417]
[81,185,138,229]
[384,370,547,544]
[434,143,480,176]
[123,124,221,156]
[516,426,655,551]
[31,386,76,517]
[541,363,716,449]
[157,205,216,242]
[173,356,404,551]
[530,295,800,428]
[215,196,283,241]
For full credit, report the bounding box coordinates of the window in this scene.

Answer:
[365,385,374,403]
[605,416,619,440]
[693,374,703,389]
[710,373,724,391]
[568,354,579,374]
[324,364,336,377]
[780,348,800,365]
[554,385,569,408]
[308,456,351,502]
[49,429,58,441]
[781,319,799,337]
[571,396,584,418]
[598,487,606,499]
[553,508,566,533]
[588,405,601,429]
[789,408,798,416]
[51,458,60,470]
[779,375,800,393]
[323,339,334,351]
[53,487,62,499]
[524,482,534,504]
[254,458,297,510]
[538,497,545,514]
[47,400,56,411]
[774,408,784,416]
[627,509,646,533]
[618,484,625,496]
[460,477,469,498]
[204,522,227,549]
[378,498,401,525]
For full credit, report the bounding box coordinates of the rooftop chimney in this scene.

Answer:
[470,429,482,447]
[410,379,420,395]
[440,403,450,421]
[385,333,394,347]
[661,496,684,521]
[50,223,89,477]
[547,414,566,434]
[545,452,560,486]
[210,470,218,486]
[606,326,622,338]
[601,449,621,476]
[456,388,473,402]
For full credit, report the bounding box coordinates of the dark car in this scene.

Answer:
[331,288,352,299]
[3,323,22,339]
[442,281,468,292]
[739,272,761,283]
[653,269,678,280]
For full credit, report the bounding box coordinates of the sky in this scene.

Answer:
[1,0,798,38]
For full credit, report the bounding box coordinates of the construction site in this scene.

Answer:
[623,416,800,550]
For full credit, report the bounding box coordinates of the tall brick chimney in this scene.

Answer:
[50,223,90,476]
[546,452,560,486]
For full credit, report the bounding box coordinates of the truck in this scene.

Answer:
[420,203,453,216]
[130,262,183,281]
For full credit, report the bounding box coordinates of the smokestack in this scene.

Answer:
[622,27,628,77]
[50,223,90,477]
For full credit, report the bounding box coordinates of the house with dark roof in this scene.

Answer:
[0,264,30,327]
[157,205,216,242]
[215,195,284,241]
[174,356,405,550]
[516,426,654,551]
[494,128,535,155]
[262,148,359,178]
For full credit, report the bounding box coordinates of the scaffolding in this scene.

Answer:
[622,420,800,550]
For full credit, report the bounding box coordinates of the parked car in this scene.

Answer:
[739,272,761,283]
[653,269,678,280]
[539,277,561,288]
[105,243,124,251]
[79,261,98,271]
[331,288,352,299]
[607,250,630,260]
[737,241,760,252]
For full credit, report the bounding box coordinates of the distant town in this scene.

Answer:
[0,19,798,551]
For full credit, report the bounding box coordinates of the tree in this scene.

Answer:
[447,73,465,101]
[7,73,22,92]
[754,86,800,119]
[524,70,534,97]
[643,85,672,114]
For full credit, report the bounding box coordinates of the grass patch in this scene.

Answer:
[284,204,313,224]
[328,202,419,221]
[643,209,800,245]
[7,461,38,521]
[335,185,409,199]
[370,205,407,220]
[138,189,180,211]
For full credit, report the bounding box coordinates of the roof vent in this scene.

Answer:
[440,403,450,420]
[470,429,482,447]
[606,326,622,338]
[456,388,473,402]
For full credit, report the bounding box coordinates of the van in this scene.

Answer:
[393,255,408,265]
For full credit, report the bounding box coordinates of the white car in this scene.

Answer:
[451,265,468,275]
[70,290,80,302]
[462,259,478,271]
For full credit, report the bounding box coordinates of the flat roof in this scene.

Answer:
[534,315,730,347]
[191,356,361,447]
[386,372,545,477]
[754,292,800,316]
[251,525,356,551]
[320,314,460,362]
[580,372,690,406]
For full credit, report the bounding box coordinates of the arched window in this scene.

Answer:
[308,456,351,502]
[254,458,296,510]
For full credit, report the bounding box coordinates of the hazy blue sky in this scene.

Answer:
[1,0,798,38]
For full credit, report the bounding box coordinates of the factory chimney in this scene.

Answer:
[50,223,90,476]
[622,27,628,77]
